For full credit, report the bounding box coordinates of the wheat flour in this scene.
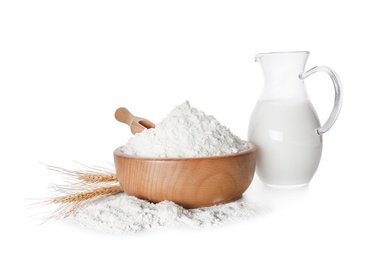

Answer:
[72,193,260,234]
[120,101,248,158]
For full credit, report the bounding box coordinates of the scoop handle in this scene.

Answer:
[114,107,134,126]
[114,107,155,134]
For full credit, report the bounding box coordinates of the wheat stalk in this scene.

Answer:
[35,164,123,220]
[51,185,122,204]
[46,164,118,184]
[78,173,117,183]
[44,184,123,219]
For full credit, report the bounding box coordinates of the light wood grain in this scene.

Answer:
[114,107,155,134]
[114,142,256,208]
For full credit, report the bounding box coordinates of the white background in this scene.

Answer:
[1,1,371,259]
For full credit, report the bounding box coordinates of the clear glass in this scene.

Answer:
[248,51,343,187]
[255,51,310,100]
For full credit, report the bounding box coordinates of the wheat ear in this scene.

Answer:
[46,164,118,184]
[36,164,123,220]
[43,184,123,220]
[42,185,123,221]
[51,185,122,204]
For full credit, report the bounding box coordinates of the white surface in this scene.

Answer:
[0,1,370,259]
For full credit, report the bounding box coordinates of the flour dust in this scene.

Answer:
[70,193,261,234]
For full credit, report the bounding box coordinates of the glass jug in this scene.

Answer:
[248,51,343,187]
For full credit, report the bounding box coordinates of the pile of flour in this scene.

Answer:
[120,101,248,158]
[72,193,260,234]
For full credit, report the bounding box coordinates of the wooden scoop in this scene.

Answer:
[114,107,156,134]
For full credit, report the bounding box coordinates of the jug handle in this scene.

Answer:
[299,66,343,135]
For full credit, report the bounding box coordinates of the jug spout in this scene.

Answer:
[255,51,309,62]
[256,51,310,100]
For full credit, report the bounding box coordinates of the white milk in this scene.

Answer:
[248,99,323,186]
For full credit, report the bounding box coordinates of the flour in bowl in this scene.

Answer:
[120,101,248,158]
[66,102,257,234]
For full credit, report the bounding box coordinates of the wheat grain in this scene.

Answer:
[46,164,118,183]
[45,185,123,219]
[77,172,117,183]
[36,164,123,220]
[52,185,122,204]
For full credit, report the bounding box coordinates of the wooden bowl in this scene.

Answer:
[114,142,256,208]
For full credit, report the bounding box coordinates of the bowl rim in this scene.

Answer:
[114,141,256,161]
